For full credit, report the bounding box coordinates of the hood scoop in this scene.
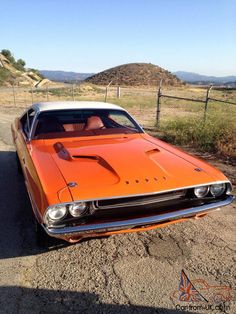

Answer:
[54,142,118,177]
[145,148,160,156]
[54,142,100,162]
[72,155,99,161]
[72,155,117,174]
[54,142,71,161]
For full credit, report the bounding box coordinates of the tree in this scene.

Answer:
[17,59,26,68]
[1,49,15,63]
[14,59,26,71]
[1,49,12,58]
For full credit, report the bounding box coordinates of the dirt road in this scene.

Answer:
[0,107,235,313]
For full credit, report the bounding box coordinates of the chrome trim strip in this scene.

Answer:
[30,109,40,141]
[49,180,231,207]
[44,195,234,237]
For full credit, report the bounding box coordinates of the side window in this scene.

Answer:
[109,112,136,129]
[20,109,36,137]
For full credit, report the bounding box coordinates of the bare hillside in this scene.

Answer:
[0,50,48,87]
[86,63,183,86]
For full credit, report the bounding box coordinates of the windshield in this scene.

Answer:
[33,109,143,139]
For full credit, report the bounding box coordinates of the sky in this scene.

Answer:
[0,0,235,76]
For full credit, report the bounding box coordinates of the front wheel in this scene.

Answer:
[35,219,49,248]
[15,152,23,175]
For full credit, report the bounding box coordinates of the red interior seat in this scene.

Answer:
[84,116,105,130]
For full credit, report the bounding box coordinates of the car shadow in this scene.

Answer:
[0,286,195,314]
[0,150,69,259]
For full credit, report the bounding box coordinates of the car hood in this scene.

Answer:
[33,134,228,201]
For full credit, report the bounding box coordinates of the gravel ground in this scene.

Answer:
[0,108,235,314]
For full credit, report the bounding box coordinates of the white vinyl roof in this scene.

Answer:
[32,101,125,112]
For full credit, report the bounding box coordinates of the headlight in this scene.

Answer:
[69,202,87,217]
[210,183,226,197]
[226,183,233,195]
[47,205,67,221]
[194,186,209,198]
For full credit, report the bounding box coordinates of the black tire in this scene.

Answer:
[35,219,49,248]
[15,152,23,175]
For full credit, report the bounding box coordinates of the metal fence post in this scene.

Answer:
[12,83,16,107]
[31,85,34,104]
[105,81,112,102]
[204,85,213,122]
[156,79,162,127]
[46,83,49,101]
[72,84,75,101]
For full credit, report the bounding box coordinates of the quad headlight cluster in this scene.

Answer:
[194,183,227,198]
[46,201,88,222]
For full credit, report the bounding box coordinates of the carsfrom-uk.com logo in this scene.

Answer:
[171,270,232,312]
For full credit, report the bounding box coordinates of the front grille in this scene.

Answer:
[94,190,187,210]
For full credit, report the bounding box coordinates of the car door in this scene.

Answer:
[15,108,35,175]
[15,109,51,222]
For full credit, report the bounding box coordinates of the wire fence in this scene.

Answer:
[0,82,236,129]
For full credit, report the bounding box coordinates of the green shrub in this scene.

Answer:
[1,49,15,64]
[159,115,236,156]
[0,68,12,85]
[14,59,26,71]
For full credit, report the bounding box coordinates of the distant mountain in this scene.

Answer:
[173,71,236,85]
[39,68,236,86]
[86,63,183,86]
[40,70,94,82]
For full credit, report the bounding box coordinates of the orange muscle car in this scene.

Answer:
[11,101,234,245]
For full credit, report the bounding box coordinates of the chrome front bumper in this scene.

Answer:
[44,195,234,238]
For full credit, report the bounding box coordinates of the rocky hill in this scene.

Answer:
[85,63,183,86]
[0,50,49,87]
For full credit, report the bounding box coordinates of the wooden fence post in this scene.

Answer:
[204,85,213,122]
[156,79,162,127]
[117,86,121,99]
